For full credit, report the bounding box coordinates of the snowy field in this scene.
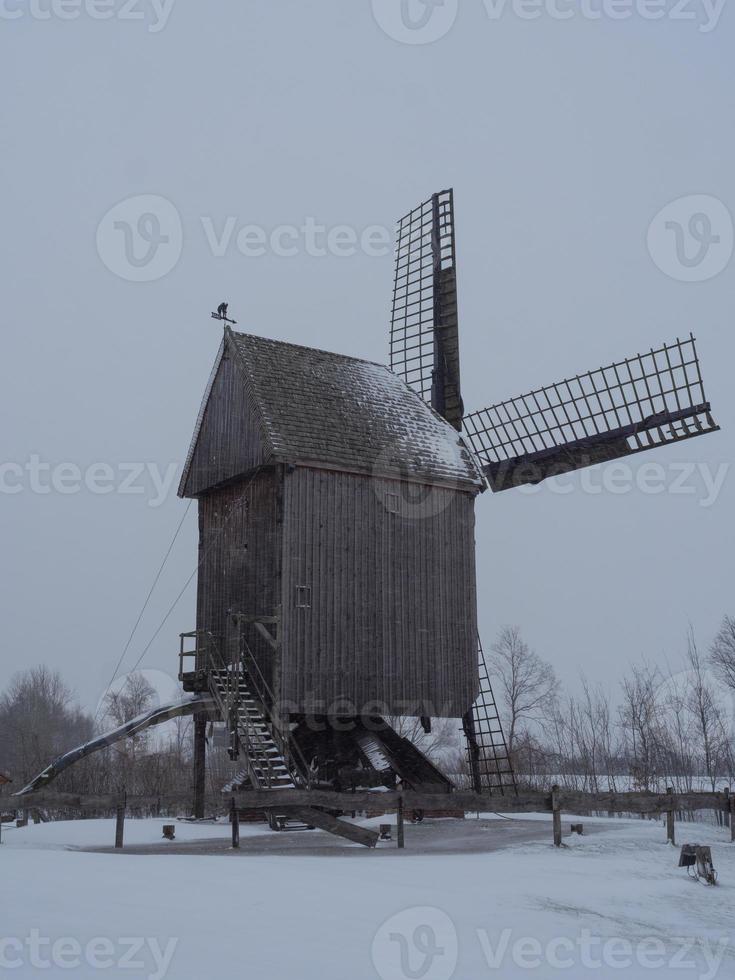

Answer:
[2,813,734,979]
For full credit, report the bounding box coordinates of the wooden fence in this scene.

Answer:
[5,786,735,850]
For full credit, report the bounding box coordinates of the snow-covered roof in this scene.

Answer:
[180,330,484,494]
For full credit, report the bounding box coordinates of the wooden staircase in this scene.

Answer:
[209,666,378,846]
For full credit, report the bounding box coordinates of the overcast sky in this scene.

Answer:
[1,0,733,715]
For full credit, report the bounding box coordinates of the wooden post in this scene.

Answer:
[724,787,730,832]
[730,792,735,844]
[551,785,562,847]
[666,787,675,846]
[397,795,405,849]
[115,795,126,849]
[193,714,207,820]
[231,798,240,849]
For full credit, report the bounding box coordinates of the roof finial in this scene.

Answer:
[211,301,237,326]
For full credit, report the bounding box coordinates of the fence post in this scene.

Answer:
[397,795,405,850]
[730,792,735,844]
[666,787,675,846]
[552,785,562,847]
[114,794,126,849]
[724,787,730,832]
[231,798,240,849]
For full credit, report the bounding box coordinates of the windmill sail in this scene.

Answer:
[464,334,719,491]
[390,188,463,429]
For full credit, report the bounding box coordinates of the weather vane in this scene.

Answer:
[211,301,237,326]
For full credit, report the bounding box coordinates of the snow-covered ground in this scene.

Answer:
[2,813,734,979]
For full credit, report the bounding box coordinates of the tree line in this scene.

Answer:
[1,614,734,808]
[491,618,735,794]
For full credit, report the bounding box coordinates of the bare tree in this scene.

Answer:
[618,660,666,791]
[0,666,93,786]
[686,631,730,792]
[489,626,559,755]
[710,615,735,692]
[101,673,157,794]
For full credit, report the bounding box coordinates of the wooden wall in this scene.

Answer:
[184,350,270,498]
[279,467,479,718]
[195,469,282,687]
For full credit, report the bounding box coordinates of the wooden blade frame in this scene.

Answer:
[464,334,719,491]
[389,189,463,430]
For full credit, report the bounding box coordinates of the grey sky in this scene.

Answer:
[1,1,732,713]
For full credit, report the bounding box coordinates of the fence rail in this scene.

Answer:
[7,786,734,849]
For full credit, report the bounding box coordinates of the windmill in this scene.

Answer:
[16,189,720,842]
[388,188,720,792]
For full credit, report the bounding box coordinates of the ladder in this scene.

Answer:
[465,638,516,795]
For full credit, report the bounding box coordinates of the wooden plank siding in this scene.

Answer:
[195,469,282,687]
[183,349,271,498]
[279,466,479,717]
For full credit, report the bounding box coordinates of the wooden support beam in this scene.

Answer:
[193,713,207,819]
[397,796,405,850]
[231,798,240,849]
[253,622,279,651]
[552,785,562,847]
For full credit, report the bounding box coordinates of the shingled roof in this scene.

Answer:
[179,329,484,496]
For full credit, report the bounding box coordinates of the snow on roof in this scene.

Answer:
[226,330,484,490]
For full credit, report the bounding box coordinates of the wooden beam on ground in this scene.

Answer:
[291,807,379,848]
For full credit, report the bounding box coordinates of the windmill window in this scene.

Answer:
[385,492,399,514]
[296,586,311,609]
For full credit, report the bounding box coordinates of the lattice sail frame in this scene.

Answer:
[389,189,462,429]
[464,334,719,491]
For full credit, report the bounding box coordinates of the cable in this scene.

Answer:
[94,499,193,723]
[121,466,264,681]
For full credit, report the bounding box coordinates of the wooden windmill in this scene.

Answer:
[175,189,719,828]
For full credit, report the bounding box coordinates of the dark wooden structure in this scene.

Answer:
[179,329,484,718]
